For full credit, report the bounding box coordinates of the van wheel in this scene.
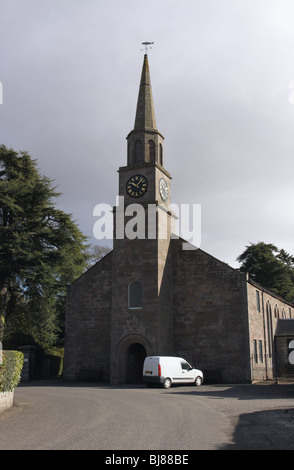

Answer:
[195,376,202,386]
[163,378,171,389]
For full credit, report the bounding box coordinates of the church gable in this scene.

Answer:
[171,237,245,288]
[171,238,251,383]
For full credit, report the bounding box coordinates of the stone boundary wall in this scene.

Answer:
[0,390,14,414]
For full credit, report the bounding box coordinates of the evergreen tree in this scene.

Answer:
[237,242,294,303]
[0,145,88,349]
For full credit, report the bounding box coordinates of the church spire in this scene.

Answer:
[134,54,157,131]
[126,52,164,168]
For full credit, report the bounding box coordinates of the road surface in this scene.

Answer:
[0,381,293,450]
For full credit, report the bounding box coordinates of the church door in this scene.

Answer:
[126,343,147,384]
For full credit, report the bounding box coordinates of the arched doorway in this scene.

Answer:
[115,334,151,384]
[126,343,147,384]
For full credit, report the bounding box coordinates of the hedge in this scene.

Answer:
[0,351,24,392]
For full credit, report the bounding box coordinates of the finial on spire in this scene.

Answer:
[141,41,154,54]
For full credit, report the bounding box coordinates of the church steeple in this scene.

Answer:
[111,51,174,385]
[134,54,157,131]
[126,54,164,168]
[118,51,171,210]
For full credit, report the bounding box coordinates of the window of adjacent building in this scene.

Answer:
[256,290,260,312]
[289,308,292,319]
[274,305,279,318]
[253,340,263,363]
[259,340,263,363]
[128,281,143,309]
[253,340,258,363]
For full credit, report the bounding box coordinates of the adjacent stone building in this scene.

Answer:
[63,54,294,384]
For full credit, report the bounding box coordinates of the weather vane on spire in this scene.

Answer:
[141,41,154,54]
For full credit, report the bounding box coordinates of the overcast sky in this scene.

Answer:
[1,0,294,268]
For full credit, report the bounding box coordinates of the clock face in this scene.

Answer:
[159,178,169,201]
[126,174,148,198]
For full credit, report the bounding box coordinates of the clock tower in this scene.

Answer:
[110,54,174,384]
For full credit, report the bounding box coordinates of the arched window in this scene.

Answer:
[159,144,163,166]
[148,140,155,162]
[134,140,143,163]
[128,281,143,309]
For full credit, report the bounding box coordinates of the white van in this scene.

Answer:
[142,356,203,388]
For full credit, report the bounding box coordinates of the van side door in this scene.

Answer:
[180,361,196,383]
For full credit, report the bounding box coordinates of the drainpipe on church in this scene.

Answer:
[261,290,269,380]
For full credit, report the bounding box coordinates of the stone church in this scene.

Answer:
[63,54,294,384]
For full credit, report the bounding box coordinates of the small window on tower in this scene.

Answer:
[159,144,163,166]
[128,281,143,309]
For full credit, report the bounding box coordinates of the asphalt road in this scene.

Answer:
[0,380,293,450]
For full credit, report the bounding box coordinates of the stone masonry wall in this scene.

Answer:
[247,281,293,380]
[172,239,251,383]
[63,252,113,381]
